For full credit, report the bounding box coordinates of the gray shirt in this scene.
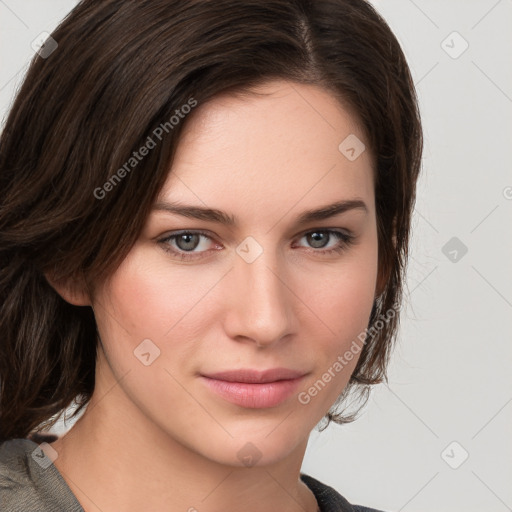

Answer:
[0,437,385,512]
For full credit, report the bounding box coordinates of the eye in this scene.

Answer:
[158,228,355,262]
[158,230,218,261]
[295,229,354,255]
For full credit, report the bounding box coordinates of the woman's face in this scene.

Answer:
[91,79,378,467]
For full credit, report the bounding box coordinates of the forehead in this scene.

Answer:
[159,80,374,216]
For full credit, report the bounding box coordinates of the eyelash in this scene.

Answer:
[158,229,355,262]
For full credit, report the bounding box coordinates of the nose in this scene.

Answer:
[223,246,294,348]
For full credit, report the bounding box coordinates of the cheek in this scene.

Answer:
[307,275,374,377]
[90,253,218,418]
[307,243,378,341]
[99,252,214,341]
[91,247,229,395]
[295,237,378,404]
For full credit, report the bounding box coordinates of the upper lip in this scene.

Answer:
[201,368,306,383]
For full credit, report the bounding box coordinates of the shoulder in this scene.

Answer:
[0,438,40,511]
[0,438,35,485]
[0,437,83,512]
[300,473,390,512]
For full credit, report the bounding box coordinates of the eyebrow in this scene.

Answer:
[152,199,368,226]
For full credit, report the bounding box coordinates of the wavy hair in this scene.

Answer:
[0,0,422,442]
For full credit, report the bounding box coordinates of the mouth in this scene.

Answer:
[199,368,308,408]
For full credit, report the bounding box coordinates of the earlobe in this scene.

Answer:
[44,271,91,306]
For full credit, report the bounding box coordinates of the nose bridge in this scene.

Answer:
[228,238,291,345]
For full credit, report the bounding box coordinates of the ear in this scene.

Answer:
[44,270,92,306]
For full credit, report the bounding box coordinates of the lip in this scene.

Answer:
[200,368,307,408]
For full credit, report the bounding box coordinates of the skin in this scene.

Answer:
[48,79,379,512]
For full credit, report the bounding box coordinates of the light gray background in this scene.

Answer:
[1,1,511,511]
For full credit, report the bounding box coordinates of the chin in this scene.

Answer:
[188,416,312,468]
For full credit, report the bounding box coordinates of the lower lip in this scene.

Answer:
[200,376,304,408]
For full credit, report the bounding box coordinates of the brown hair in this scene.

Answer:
[0,0,422,442]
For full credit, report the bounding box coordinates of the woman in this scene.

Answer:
[0,0,422,511]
